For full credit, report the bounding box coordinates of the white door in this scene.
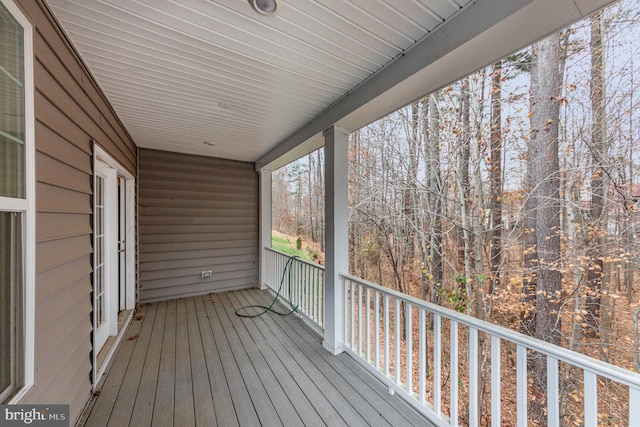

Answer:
[94,160,117,353]
[92,146,136,386]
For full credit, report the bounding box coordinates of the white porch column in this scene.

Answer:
[259,167,272,289]
[323,125,349,355]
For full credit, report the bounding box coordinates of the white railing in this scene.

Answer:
[341,273,640,427]
[264,248,325,329]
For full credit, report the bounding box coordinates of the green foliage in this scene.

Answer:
[271,235,311,261]
[436,275,470,313]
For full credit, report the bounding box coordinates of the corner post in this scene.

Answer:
[323,126,349,355]
[259,167,272,289]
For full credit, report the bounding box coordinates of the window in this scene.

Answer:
[0,0,34,403]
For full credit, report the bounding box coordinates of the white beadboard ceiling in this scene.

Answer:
[46,0,614,168]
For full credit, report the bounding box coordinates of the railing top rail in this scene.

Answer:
[266,247,326,270]
[340,272,640,389]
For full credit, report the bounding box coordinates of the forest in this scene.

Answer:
[272,0,640,423]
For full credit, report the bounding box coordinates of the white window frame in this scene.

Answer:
[0,0,35,403]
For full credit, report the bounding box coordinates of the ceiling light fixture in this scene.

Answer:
[248,0,281,16]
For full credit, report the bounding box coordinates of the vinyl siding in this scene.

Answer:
[139,148,259,303]
[15,0,137,423]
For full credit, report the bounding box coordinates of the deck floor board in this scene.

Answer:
[174,299,196,426]
[194,294,239,427]
[185,297,216,426]
[217,292,307,426]
[83,289,436,427]
[129,300,166,427]
[89,304,147,427]
[152,299,177,427]
[227,291,339,427]
[107,303,156,427]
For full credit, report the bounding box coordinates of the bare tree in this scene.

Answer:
[584,11,608,338]
[524,32,565,423]
[489,61,504,292]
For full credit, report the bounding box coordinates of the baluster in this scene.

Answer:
[419,308,426,405]
[358,284,364,356]
[384,294,390,377]
[314,268,320,325]
[366,287,371,363]
[350,281,355,350]
[375,291,380,370]
[469,327,478,427]
[547,356,559,427]
[491,335,501,427]
[395,298,401,386]
[630,386,640,426]
[434,313,441,416]
[343,277,348,346]
[450,320,459,424]
[517,345,527,426]
[406,304,413,395]
[583,371,597,427]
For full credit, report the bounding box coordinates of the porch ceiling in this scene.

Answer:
[47,0,614,169]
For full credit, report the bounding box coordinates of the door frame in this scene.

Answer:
[92,143,136,387]
[93,160,116,353]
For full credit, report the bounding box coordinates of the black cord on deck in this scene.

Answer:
[235,255,299,318]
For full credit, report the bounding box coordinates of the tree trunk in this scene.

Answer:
[472,71,487,317]
[525,32,565,425]
[425,94,444,302]
[457,78,474,312]
[490,61,503,293]
[404,102,420,266]
[584,11,607,337]
[457,79,472,264]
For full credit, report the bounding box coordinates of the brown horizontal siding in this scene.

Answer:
[140,188,257,201]
[36,151,91,193]
[35,258,93,303]
[36,235,92,273]
[36,275,91,332]
[141,224,258,234]
[30,312,92,406]
[140,246,255,263]
[33,27,135,171]
[140,198,258,210]
[141,207,258,218]
[141,239,257,253]
[37,183,92,214]
[140,231,257,244]
[36,122,92,173]
[140,180,257,195]
[140,260,255,281]
[140,278,258,303]
[141,254,259,272]
[140,217,258,227]
[140,149,253,171]
[139,166,258,183]
[143,270,258,292]
[16,0,138,424]
[139,149,259,302]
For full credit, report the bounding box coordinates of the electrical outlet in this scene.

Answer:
[201,270,212,279]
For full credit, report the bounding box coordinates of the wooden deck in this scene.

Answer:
[80,288,435,427]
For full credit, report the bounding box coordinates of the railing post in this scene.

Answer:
[322,125,349,355]
[258,167,272,290]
